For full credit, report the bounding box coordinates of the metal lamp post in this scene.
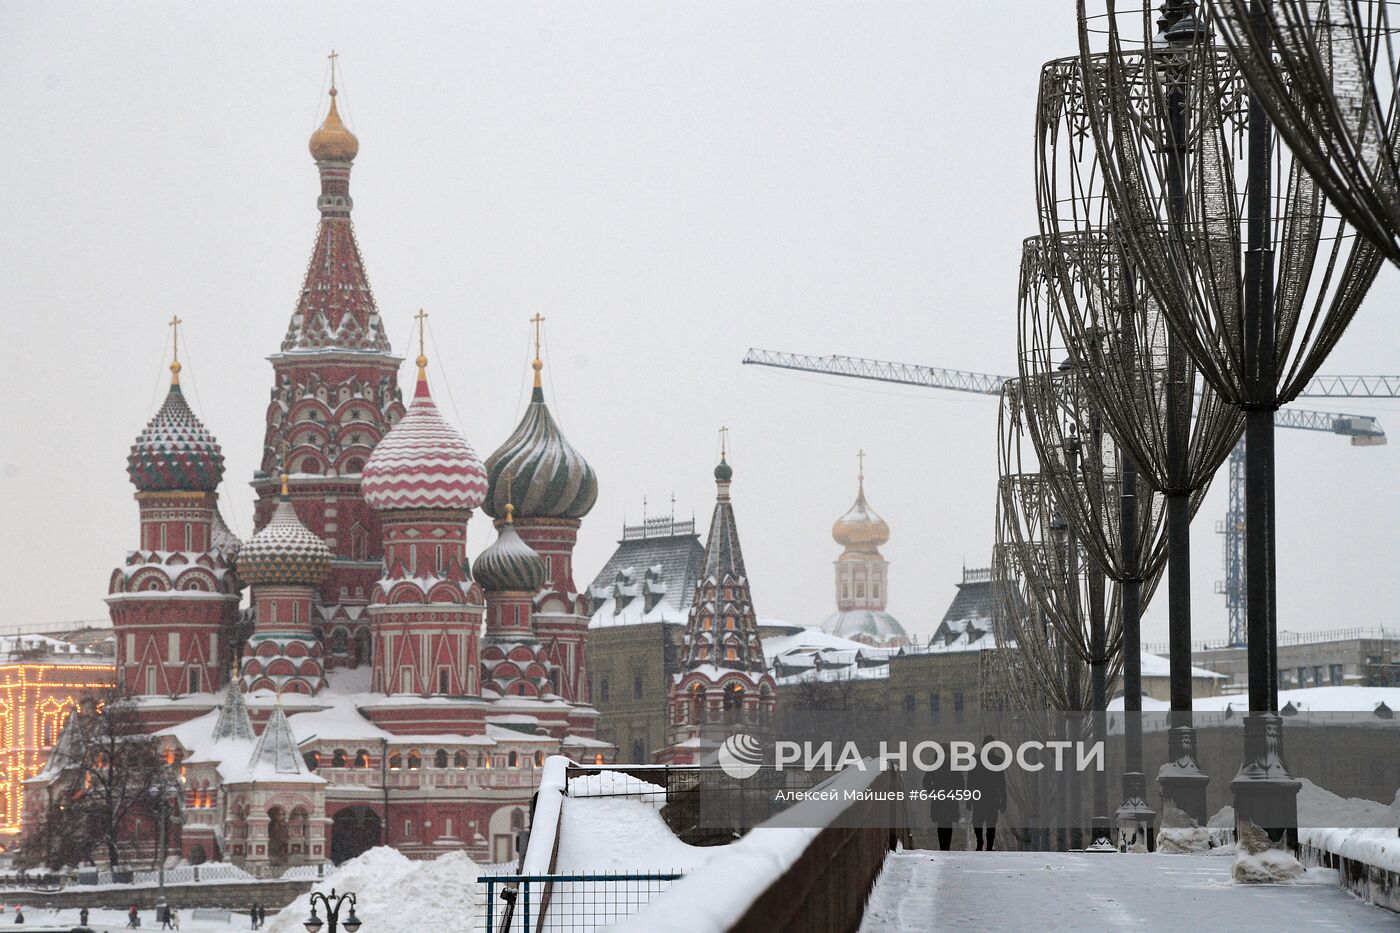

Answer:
[148,768,182,923]
[304,889,363,933]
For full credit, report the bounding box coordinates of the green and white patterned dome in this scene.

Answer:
[238,487,331,587]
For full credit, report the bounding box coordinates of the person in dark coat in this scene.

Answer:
[79,907,89,927]
[12,907,22,924]
[127,904,140,928]
[921,767,962,850]
[966,734,1008,851]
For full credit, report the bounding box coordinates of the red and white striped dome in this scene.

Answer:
[362,373,488,511]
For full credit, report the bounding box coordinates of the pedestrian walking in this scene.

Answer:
[922,767,962,851]
[967,734,1008,851]
[79,907,89,927]
[12,907,22,924]
[169,908,180,930]
[159,903,172,930]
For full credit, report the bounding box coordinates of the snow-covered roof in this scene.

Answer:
[1139,652,1227,680]
[587,529,705,629]
[1110,685,1400,713]
[0,633,111,664]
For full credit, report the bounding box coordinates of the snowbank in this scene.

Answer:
[567,769,667,809]
[1297,780,1400,875]
[265,847,481,933]
[555,796,712,873]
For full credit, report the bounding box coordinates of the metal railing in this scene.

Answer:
[478,872,682,933]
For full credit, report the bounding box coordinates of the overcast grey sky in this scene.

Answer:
[2,2,1397,646]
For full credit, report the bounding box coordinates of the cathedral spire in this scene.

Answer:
[279,61,389,354]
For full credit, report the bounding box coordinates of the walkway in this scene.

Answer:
[858,849,1399,931]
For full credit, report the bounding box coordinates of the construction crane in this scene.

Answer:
[742,348,1396,646]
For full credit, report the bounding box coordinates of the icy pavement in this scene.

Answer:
[858,849,1400,932]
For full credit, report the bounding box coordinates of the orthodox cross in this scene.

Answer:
[719,426,729,459]
[168,315,183,384]
[328,50,339,91]
[415,308,428,358]
[857,448,865,482]
[531,313,546,360]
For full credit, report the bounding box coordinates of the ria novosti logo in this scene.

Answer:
[717,732,765,779]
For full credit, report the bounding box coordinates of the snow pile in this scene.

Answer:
[266,847,481,933]
[567,769,667,809]
[1297,780,1400,875]
[1233,820,1304,884]
[1157,800,1211,854]
[555,795,712,873]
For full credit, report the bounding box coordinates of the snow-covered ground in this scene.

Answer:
[0,904,252,932]
[857,849,1397,932]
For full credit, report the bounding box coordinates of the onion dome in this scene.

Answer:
[832,467,889,559]
[715,457,733,482]
[309,88,359,162]
[127,362,225,493]
[238,477,332,586]
[473,504,547,593]
[362,357,488,511]
[483,358,597,520]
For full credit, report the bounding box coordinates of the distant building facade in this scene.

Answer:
[0,636,113,842]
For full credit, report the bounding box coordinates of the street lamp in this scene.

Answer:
[147,767,182,923]
[304,889,362,933]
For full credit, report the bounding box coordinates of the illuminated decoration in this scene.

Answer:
[0,646,114,838]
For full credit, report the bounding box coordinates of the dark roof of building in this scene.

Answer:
[939,566,993,630]
[587,523,705,627]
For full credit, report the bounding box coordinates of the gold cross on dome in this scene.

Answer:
[857,448,865,480]
[719,426,729,459]
[328,50,339,91]
[168,315,184,384]
[530,313,546,360]
[415,308,428,358]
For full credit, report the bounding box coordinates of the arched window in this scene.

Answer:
[534,750,545,767]
[304,751,320,771]
[633,675,643,699]
[723,682,745,722]
[434,749,449,769]
[407,750,421,770]
[508,751,518,768]
[354,749,370,769]
[388,752,402,770]
[332,749,347,768]
[454,750,468,769]
[600,679,610,702]
[330,628,349,656]
[690,683,705,723]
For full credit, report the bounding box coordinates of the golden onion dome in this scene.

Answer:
[309,89,359,162]
[832,477,889,559]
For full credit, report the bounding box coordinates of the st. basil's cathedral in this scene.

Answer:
[25,78,615,872]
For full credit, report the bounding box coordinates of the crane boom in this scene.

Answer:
[742,348,1006,395]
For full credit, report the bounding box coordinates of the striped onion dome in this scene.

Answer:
[362,370,488,512]
[473,505,547,593]
[237,494,332,586]
[483,380,597,520]
[127,382,225,492]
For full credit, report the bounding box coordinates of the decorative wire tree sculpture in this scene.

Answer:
[1020,229,1236,835]
[1076,0,1384,837]
[994,373,1168,849]
[1219,0,1400,266]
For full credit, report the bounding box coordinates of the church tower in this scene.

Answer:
[661,441,777,762]
[253,63,404,665]
[362,320,489,703]
[821,453,909,647]
[108,325,242,700]
[481,318,598,703]
[238,472,333,696]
